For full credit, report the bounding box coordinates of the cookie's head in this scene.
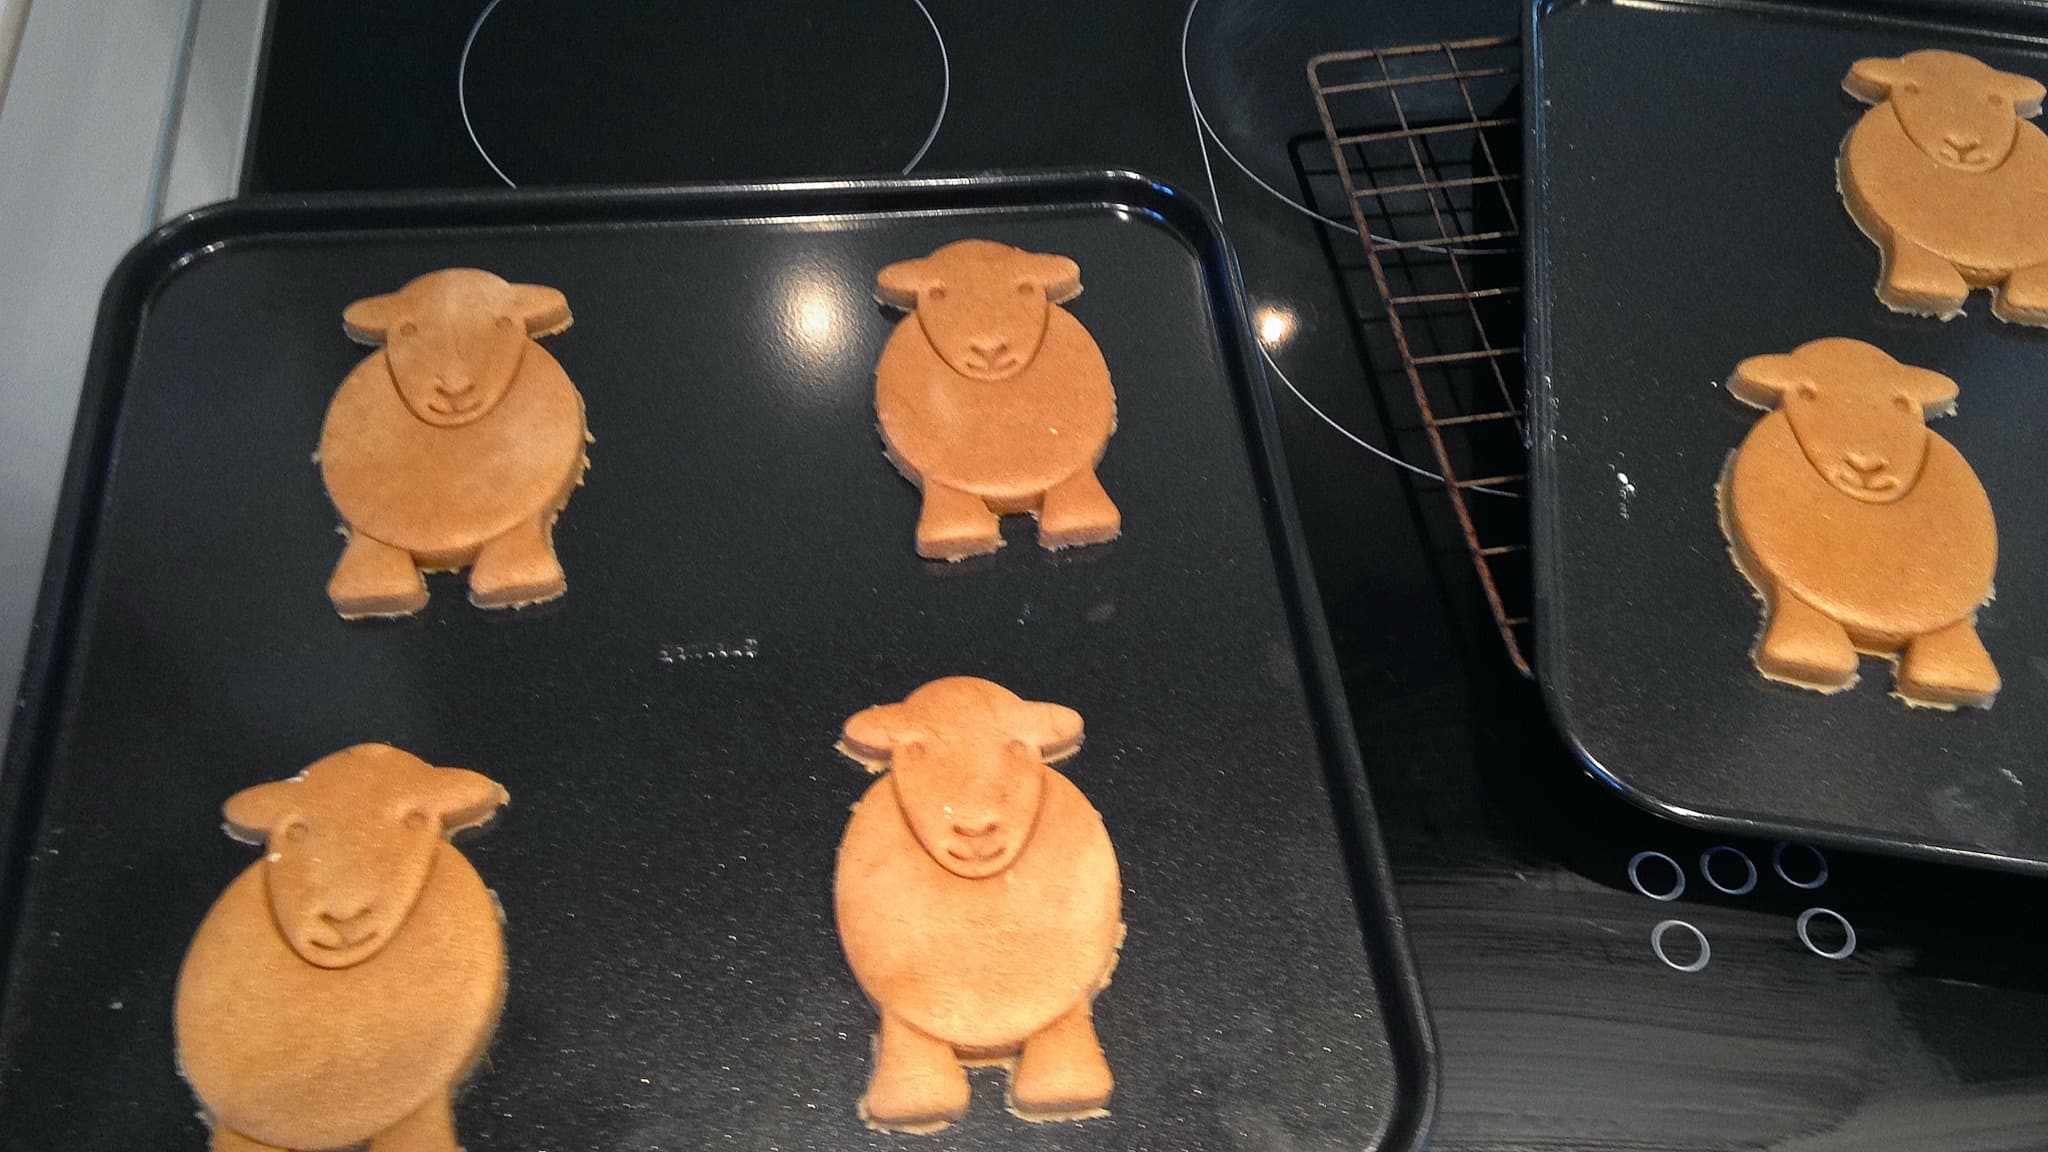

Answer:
[1847,50,2045,172]
[1730,338,1959,504]
[223,744,507,969]
[343,269,571,428]
[876,240,1082,381]
[839,677,1084,880]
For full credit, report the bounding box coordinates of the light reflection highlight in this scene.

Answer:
[1255,305,1297,349]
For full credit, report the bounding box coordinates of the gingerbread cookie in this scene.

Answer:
[1718,338,1998,708]
[320,268,589,617]
[174,744,509,1152]
[874,241,1121,560]
[1840,50,2048,324]
[835,677,1123,1131]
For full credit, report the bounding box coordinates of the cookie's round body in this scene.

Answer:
[836,769,1121,1053]
[876,309,1115,510]
[321,347,586,567]
[1842,108,2048,280]
[1729,413,1996,647]
[175,843,505,1150]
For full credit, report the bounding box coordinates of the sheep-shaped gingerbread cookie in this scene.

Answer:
[1719,338,1999,708]
[1841,50,2048,324]
[174,744,510,1152]
[835,677,1123,1132]
[874,240,1121,560]
[321,268,589,617]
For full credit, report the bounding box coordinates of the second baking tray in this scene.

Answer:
[0,173,1435,1150]
[1527,0,2048,872]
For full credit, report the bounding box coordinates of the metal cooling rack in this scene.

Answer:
[1308,35,1532,675]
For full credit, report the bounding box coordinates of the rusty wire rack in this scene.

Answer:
[1307,35,1532,675]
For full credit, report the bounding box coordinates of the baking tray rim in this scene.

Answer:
[1523,0,2048,877]
[0,169,1440,1150]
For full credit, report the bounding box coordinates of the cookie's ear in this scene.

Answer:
[1898,364,1960,413]
[507,283,571,336]
[422,767,508,833]
[839,703,909,771]
[1020,252,1082,304]
[223,779,299,843]
[1845,56,1909,103]
[1727,353,1806,410]
[342,292,404,345]
[1010,700,1085,763]
[875,258,934,310]
[1998,69,2047,117]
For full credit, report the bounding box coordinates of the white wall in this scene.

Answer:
[0,0,200,750]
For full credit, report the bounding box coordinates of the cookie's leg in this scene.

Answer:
[1008,1002,1113,1120]
[1879,238,1970,319]
[1037,468,1122,550]
[916,482,1003,561]
[1994,260,2048,326]
[861,1013,970,1132]
[469,515,566,609]
[368,1092,457,1152]
[328,531,428,618]
[1755,591,1858,691]
[1898,618,2001,708]
[210,1128,287,1152]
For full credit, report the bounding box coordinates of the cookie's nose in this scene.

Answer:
[968,336,1009,361]
[435,375,474,397]
[951,813,1000,838]
[1946,133,1981,156]
[320,900,371,926]
[1847,451,1888,474]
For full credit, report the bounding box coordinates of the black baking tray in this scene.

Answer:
[0,173,1436,1150]
[1526,0,2048,873]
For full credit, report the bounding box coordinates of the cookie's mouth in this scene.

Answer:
[427,394,482,417]
[311,928,380,951]
[965,352,1020,375]
[939,836,1017,877]
[946,839,1009,864]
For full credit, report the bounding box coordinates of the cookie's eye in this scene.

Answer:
[1017,280,1036,296]
[284,820,309,843]
[1990,92,2006,108]
[903,739,928,759]
[1798,382,1819,401]
[1902,80,1921,95]
[404,810,429,830]
[398,321,419,338]
[495,315,515,330]
[1007,738,1030,757]
[925,285,947,302]
[1894,392,1915,413]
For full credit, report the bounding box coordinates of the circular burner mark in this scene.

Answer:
[1651,919,1711,973]
[1772,841,1829,890]
[460,0,949,188]
[1627,850,1685,902]
[1796,907,1857,960]
[1699,846,1757,896]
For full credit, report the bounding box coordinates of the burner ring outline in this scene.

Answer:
[457,0,951,188]
[1628,850,1685,902]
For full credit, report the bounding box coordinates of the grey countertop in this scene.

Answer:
[0,0,265,752]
